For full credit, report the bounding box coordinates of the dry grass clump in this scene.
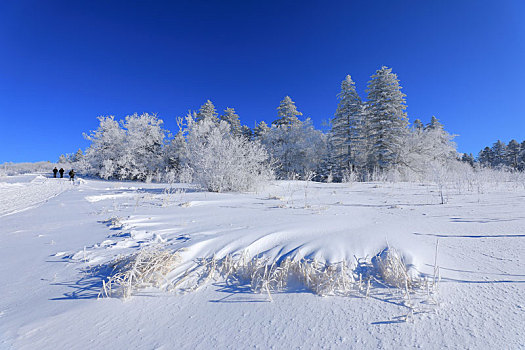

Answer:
[99,247,180,299]
[371,247,423,289]
[193,253,358,299]
[99,245,432,309]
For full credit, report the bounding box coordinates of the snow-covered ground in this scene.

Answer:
[1,174,524,349]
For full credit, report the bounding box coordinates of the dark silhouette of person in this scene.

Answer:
[69,169,75,181]
[53,167,58,178]
[59,168,64,178]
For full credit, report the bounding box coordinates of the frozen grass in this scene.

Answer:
[99,246,436,311]
[371,247,423,289]
[99,247,180,299]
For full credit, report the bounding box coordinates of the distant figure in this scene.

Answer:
[69,169,75,181]
[53,167,58,178]
[59,168,64,178]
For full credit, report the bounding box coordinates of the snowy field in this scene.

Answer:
[1,174,524,349]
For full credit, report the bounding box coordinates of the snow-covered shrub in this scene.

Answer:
[185,117,273,192]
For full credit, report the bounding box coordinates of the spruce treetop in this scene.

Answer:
[196,100,218,123]
[273,96,303,127]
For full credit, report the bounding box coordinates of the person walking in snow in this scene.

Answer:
[53,167,58,178]
[69,169,75,182]
[59,168,64,178]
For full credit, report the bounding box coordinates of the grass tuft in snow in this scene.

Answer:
[371,247,423,289]
[99,246,180,299]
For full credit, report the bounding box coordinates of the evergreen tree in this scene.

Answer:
[241,125,253,140]
[73,149,83,162]
[478,146,494,166]
[331,75,365,173]
[272,96,303,127]
[505,139,520,169]
[426,115,442,131]
[195,100,218,123]
[253,121,270,140]
[491,140,506,167]
[413,119,424,131]
[365,66,408,169]
[165,130,187,173]
[518,143,524,168]
[219,107,242,136]
[461,153,475,167]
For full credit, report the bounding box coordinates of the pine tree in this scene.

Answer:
[253,121,270,140]
[165,130,187,173]
[331,75,365,173]
[220,107,242,136]
[241,125,253,140]
[272,96,303,127]
[73,149,84,162]
[519,140,525,170]
[491,140,506,167]
[426,116,442,131]
[505,139,520,169]
[365,66,408,170]
[478,146,494,166]
[461,153,475,167]
[195,100,218,124]
[413,119,424,131]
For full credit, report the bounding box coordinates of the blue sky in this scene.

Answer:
[1,0,524,162]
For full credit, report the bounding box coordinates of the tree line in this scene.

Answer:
[66,66,505,191]
[470,140,525,170]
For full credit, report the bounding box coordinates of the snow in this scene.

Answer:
[1,174,524,349]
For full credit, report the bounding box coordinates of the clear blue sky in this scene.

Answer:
[1,0,524,163]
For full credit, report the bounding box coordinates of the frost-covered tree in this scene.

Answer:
[73,149,84,162]
[253,121,270,140]
[331,75,366,173]
[413,119,424,131]
[165,130,187,173]
[426,116,442,131]
[118,113,166,180]
[195,100,218,124]
[491,140,506,167]
[220,107,242,136]
[83,116,126,179]
[461,153,475,167]
[505,139,520,169]
[401,116,457,177]
[478,146,494,167]
[262,119,327,179]
[241,125,253,140]
[272,96,303,127]
[519,140,525,170]
[365,66,409,170]
[83,114,166,180]
[185,117,272,192]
